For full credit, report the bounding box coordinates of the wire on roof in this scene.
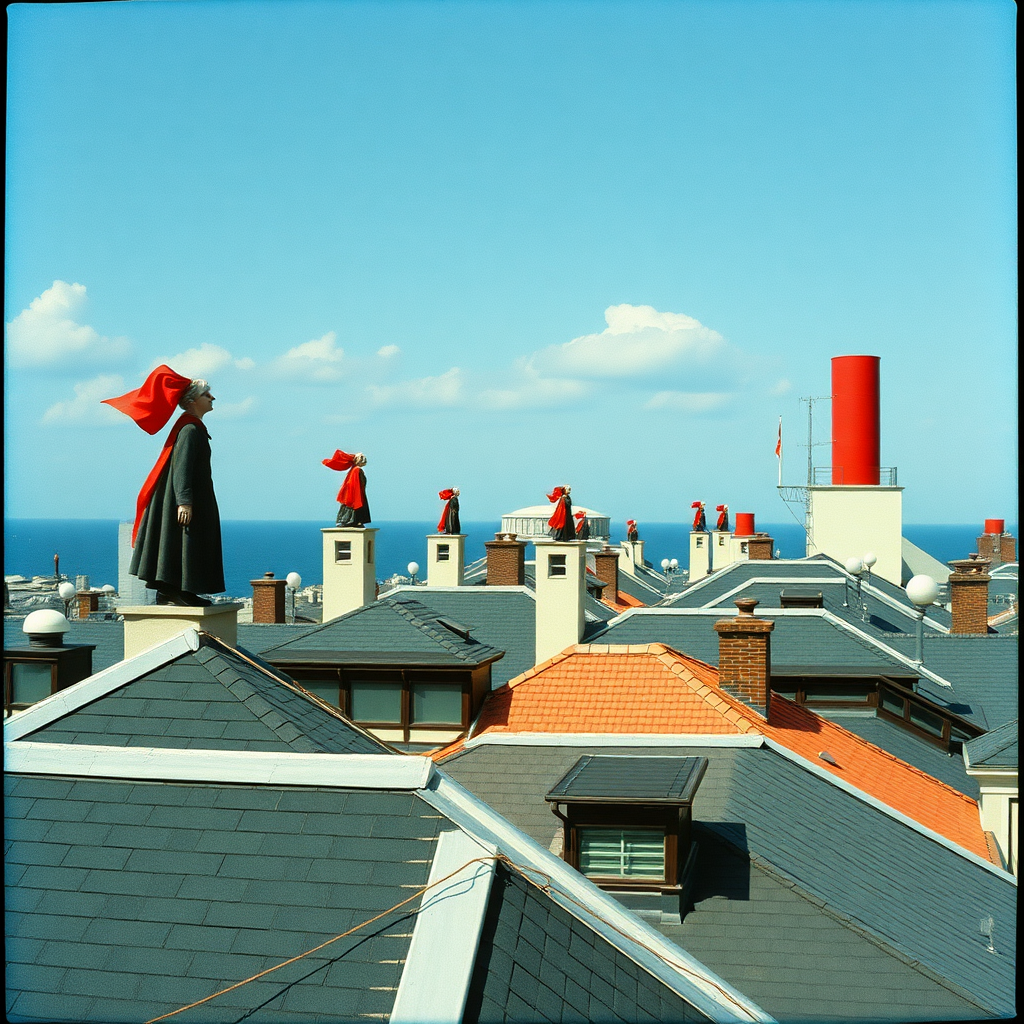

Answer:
[144,851,758,1023]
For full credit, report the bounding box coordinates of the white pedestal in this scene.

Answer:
[118,603,243,660]
[533,540,587,664]
[322,527,378,622]
[617,539,645,578]
[689,532,710,579]
[427,534,465,587]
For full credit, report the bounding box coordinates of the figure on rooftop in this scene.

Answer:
[691,501,707,532]
[716,504,729,532]
[437,488,461,534]
[574,510,590,540]
[547,486,576,541]
[626,520,639,542]
[324,450,371,527]
[103,365,224,606]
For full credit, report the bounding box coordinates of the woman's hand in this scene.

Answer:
[177,505,193,526]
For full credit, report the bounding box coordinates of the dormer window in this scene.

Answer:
[545,754,707,898]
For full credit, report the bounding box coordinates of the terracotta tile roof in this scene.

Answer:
[469,644,995,863]
[601,590,646,613]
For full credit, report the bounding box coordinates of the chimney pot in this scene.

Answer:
[735,598,759,616]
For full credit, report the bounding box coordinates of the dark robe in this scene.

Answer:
[574,515,590,540]
[130,421,224,595]
[627,524,639,542]
[336,469,371,527]
[549,494,576,542]
[439,494,461,534]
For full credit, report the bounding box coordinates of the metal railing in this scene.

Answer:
[810,466,898,486]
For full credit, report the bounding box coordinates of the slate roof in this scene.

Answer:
[440,739,1017,1020]
[258,594,507,668]
[965,719,1018,770]
[6,772,441,1023]
[546,754,708,804]
[463,644,994,861]
[7,631,390,756]
[5,742,771,1024]
[376,586,538,688]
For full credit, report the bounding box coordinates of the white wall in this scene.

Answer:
[322,527,377,621]
[533,540,586,664]
[807,486,903,585]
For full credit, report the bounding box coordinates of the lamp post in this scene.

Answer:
[862,551,877,586]
[57,581,76,619]
[843,557,863,610]
[669,558,679,574]
[905,574,939,665]
[407,562,420,585]
[286,572,302,624]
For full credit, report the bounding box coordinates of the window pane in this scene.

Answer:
[579,828,664,879]
[10,663,53,705]
[804,683,872,703]
[880,689,905,716]
[909,703,945,737]
[297,680,340,707]
[349,681,403,723]
[411,684,463,725]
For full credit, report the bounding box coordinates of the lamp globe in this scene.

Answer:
[906,574,939,608]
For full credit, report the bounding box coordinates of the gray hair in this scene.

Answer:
[179,379,211,408]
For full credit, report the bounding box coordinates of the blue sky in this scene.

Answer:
[5,0,1016,526]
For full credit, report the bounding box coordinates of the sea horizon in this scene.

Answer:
[5,517,1016,600]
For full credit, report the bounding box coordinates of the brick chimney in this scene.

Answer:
[747,533,774,561]
[1000,533,1017,563]
[484,533,526,586]
[947,556,991,635]
[593,547,619,603]
[251,572,287,624]
[976,520,1005,567]
[713,598,775,716]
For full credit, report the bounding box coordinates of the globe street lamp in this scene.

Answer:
[905,574,939,665]
[57,581,76,619]
[407,562,420,585]
[286,572,302,623]
[843,557,863,611]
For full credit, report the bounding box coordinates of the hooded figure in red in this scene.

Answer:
[626,520,639,542]
[691,501,707,532]
[547,486,576,541]
[716,504,729,532]
[323,450,371,527]
[437,488,461,534]
[103,365,224,606]
[574,510,590,540]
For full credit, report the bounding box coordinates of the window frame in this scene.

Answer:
[5,658,58,716]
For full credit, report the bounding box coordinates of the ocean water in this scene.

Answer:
[3,519,1015,599]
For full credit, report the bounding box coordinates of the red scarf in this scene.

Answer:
[323,450,366,508]
[574,511,587,536]
[547,487,568,530]
[131,413,202,545]
[437,489,455,532]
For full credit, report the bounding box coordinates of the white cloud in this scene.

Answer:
[156,343,254,378]
[211,396,257,419]
[377,345,400,359]
[6,281,130,367]
[275,332,345,383]
[40,374,129,426]
[771,378,792,396]
[644,391,733,414]
[530,303,725,378]
[366,367,465,408]
[477,362,590,410]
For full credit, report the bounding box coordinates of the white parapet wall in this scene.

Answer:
[533,540,586,664]
[427,534,465,587]
[322,527,378,622]
[617,539,645,578]
[806,485,903,585]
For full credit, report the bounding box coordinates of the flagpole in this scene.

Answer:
[777,416,783,487]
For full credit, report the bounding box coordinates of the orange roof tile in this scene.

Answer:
[471,644,994,863]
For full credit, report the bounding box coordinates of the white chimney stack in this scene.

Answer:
[533,540,587,664]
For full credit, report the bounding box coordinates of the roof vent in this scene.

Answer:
[22,609,70,648]
[434,616,474,640]
[780,591,824,609]
[818,751,839,767]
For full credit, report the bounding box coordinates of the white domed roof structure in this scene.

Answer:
[501,505,611,542]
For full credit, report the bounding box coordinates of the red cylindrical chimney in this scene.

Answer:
[984,519,1005,535]
[831,355,880,485]
[734,513,755,537]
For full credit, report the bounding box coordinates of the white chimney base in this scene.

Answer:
[118,603,243,660]
[427,534,465,587]
[618,539,645,577]
[322,527,378,622]
[806,486,903,585]
[689,532,710,579]
[533,540,587,665]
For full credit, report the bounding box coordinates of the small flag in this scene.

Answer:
[775,418,782,458]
